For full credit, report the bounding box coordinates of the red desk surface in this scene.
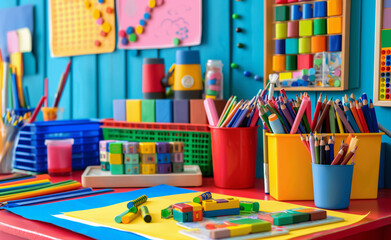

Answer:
[0,171,391,240]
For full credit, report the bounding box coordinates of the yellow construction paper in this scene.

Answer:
[65,192,367,240]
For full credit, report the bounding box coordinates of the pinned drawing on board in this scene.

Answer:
[49,0,116,57]
[116,0,202,49]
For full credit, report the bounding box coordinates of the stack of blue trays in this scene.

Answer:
[14,119,101,173]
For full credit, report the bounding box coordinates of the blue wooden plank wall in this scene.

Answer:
[1,0,391,183]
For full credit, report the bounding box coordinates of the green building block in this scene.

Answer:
[229,218,271,233]
[299,20,313,37]
[286,55,297,70]
[101,162,110,171]
[271,212,293,226]
[141,99,156,122]
[286,210,310,223]
[239,201,260,213]
[382,29,391,48]
[314,19,327,35]
[161,205,173,219]
[109,142,123,154]
[110,164,124,174]
[275,6,289,21]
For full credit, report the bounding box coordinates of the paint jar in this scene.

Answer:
[312,163,354,209]
[41,107,64,121]
[210,126,258,188]
[45,139,74,176]
[205,60,223,99]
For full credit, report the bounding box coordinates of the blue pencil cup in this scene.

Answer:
[312,163,354,209]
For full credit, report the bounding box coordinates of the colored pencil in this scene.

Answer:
[53,60,72,107]
[328,137,334,165]
[344,104,360,133]
[305,93,311,127]
[0,175,50,188]
[280,104,294,127]
[29,96,47,123]
[314,99,332,133]
[335,108,344,133]
[356,101,369,133]
[325,144,330,165]
[309,132,316,163]
[262,126,269,194]
[221,100,242,127]
[44,77,48,107]
[300,134,310,153]
[218,96,236,127]
[11,72,20,109]
[340,147,357,165]
[0,174,33,183]
[350,101,364,133]
[334,103,354,133]
[233,103,250,127]
[249,106,260,127]
[315,138,319,164]
[278,103,291,133]
[227,102,244,127]
[329,104,336,133]
[362,99,373,132]
[319,139,326,164]
[291,98,310,134]
[331,149,344,165]
[369,100,379,132]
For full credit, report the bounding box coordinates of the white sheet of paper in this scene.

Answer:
[17,28,32,53]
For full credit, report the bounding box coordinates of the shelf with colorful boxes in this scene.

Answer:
[100,140,185,175]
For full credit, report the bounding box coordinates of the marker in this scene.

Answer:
[140,206,152,223]
[127,195,148,209]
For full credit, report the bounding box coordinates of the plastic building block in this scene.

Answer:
[287,21,299,38]
[186,202,203,211]
[286,55,297,71]
[109,142,122,154]
[327,17,342,34]
[161,205,173,219]
[327,0,342,16]
[173,209,193,222]
[271,212,293,226]
[290,5,302,20]
[173,100,189,123]
[311,36,326,53]
[314,19,327,35]
[173,203,193,212]
[226,224,252,237]
[192,210,203,222]
[100,151,107,162]
[155,142,170,153]
[140,153,157,164]
[329,35,342,51]
[302,4,313,19]
[190,100,208,124]
[101,162,110,171]
[228,219,271,233]
[275,39,285,54]
[141,99,156,122]
[113,99,126,121]
[123,142,139,154]
[279,72,293,81]
[286,210,310,223]
[285,38,298,54]
[203,208,240,218]
[157,153,170,163]
[110,164,124,175]
[126,100,141,122]
[275,22,287,39]
[99,140,115,151]
[109,153,123,164]
[169,142,184,153]
[298,37,311,54]
[140,163,156,174]
[314,1,327,18]
[299,20,313,37]
[297,54,313,69]
[125,164,140,174]
[172,162,184,173]
[157,163,171,173]
[139,142,156,154]
[382,30,391,48]
[124,153,139,164]
[202,198,239,211]
[171,152,184,163]
[155,99,173,123]
[210,228,230,239]
[272,55,286,71]
[239,201,260,213]
[294,208,327,221]
[275,6,289,21]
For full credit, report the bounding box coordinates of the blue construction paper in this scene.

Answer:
[6,185,195,240]
[0,5,34,59]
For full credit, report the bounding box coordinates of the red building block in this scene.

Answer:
[193,210,203,221]
[297,54,313,70]
[173,203,193,212]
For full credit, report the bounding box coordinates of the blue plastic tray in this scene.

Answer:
[14,151,99,163]
[18,130,101,140]
[14,157,99,173]
[17,136,100,147]
[20,119,101,133]
[15,143,99,156]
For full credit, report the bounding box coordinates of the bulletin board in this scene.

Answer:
[264,0,351,91]
[374,0,391,106]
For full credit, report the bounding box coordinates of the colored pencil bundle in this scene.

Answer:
[300,133,358,165]
[257,89,380,134]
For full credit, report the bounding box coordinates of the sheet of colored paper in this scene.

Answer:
[64,192,367,240]
[17,28,32,53]
[7,31,19,54]
[116,0,202,49]
[49,0,115,57]
[0,5,33,59]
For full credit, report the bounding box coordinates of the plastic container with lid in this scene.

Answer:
[205,60,223,99]
[45,138,74,175]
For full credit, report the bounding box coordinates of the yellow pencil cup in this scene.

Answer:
[266,132,384,200]
[41,107,63,121]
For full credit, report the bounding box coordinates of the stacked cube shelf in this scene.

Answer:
[264,0,350,91]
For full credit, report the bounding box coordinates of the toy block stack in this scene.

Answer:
[170,141,185,173]
[209,219,272,239]
[108,142,124,175]
[123,142,140,174]
[202,198,240,217]
[99,140,115,171]
[258,208,326,226]
[156,142,171,173]
[139,142,157,174]
[173,202,203,222]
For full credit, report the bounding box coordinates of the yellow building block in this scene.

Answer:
[272,55,286,72]
[299,20,313,37]
[327,17,342,34]
[275,22,287,39]
[109,153,123,164]
[140,163,156,174]
[139,142,156,154]
[226,224,252,237]
[185,202,203,211]
[202,198,239,211]
[327,0,342,16]
[298,38,311,54]
[126,100,141,122]
[279,72,293,81]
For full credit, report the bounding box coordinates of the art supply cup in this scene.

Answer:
[0,128,18,174]
[45,139,74,176]
[41,107,63,121]
[210,126,258,188]
[312,163,354,209]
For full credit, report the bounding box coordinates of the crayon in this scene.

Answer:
[127,195,148,209]
[115,207,138,223]
[140,206,152,223]
[331,149,344,165]
[122,211,140,224]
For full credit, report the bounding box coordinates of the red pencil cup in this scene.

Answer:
[210,126,259,188]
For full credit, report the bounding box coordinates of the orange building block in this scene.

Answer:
[272,55,286,72]
[327,17,342,34]
[311,36,327,53]
[327,0,342,16]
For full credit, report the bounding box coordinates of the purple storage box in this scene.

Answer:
[156,142,170,153]
[123,142,139,154]
[157,163,172,174]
